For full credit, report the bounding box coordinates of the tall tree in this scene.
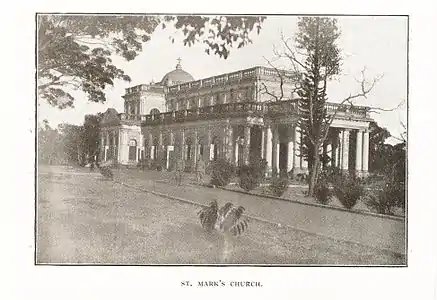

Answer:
[38,120,60,164]
[38,15,265,109]
[368,121,391,173]
[57,123,86,165]
[82,113,103,161]
[295,17,342,195]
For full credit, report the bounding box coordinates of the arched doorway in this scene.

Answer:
[128,139,137,161]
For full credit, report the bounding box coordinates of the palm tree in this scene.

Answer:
[198,200,249,263]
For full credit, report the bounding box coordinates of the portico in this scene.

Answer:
[137,100,371,176]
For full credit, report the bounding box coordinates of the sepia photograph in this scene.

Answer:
[36,14,407,266]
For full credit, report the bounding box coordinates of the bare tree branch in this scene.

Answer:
[262,56,285,102]
[280,33,309,72]
[321,68,382,142]
[367,99,405,114]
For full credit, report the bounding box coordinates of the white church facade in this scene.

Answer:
[99,59,373,176]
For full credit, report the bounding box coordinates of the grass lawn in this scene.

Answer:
[36,165,405,265]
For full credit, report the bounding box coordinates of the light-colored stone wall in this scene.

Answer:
[258,80,296,103]
[140,92,166,114]
[118,124,143,165]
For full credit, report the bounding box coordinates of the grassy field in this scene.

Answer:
[36,166,405,265]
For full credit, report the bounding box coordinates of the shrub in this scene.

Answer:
[238,158,267,191]
[250,157,268,178]
[288,169,295,180]
[239,169,259,191]
[279,169,289,179]
[205,161,213,175]
[393,181,406,211]
[333,172,364,209]
[149,159,164,171]
[314,173,332,205]
[295,173,308,183]
[209,159,235,187]
[363,189,391,215]
[268,176,289,197]
[364,180,405,215]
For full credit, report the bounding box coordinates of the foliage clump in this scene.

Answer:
[314,171,333,204]
[364,178,405,215]
[238,158,267,192]
[210,159,235,187]
[332,172,364,209]
[268,176,289,197]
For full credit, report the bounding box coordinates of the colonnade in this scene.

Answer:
[100,130,119,162]
[141,123,369,176]
[329,128,370,175]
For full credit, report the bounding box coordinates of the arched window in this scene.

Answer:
[128,139,137,161]
[150,108,160,115]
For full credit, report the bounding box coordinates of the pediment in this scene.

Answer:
[100,108,121,126]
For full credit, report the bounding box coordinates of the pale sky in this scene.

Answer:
[38,15,407,143]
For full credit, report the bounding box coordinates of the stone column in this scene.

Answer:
[168,129,174,170]
[221,130,226,160]
[272,125,279,175]
[293,125,301,171]
[100,134,105,161]
[336,130,342,168]
[355,130,363,174]
[117,130,123,163]
[207,130,213,161]
[261,127,265,159]
[265,126,273,174]
[287,127,294,172]
[234,138,239,166]
[106,131,110,161]
[193,130,198,166]
[112,131,117,161]
[226,125,233,161]
[159,131,164,161]
[148,132,153,159]
[362,130,370,175]
[341,129,350,171]
[243,126,251,165]
[181,129,186,160]
[275,140,280,174]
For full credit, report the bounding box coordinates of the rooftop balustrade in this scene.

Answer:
[132,99,369,126]
[124,84,165,95]
[165,66,297,95]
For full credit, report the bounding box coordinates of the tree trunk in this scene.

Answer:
[308,144,321,196]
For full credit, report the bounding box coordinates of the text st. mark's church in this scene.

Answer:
[99,59,372,176]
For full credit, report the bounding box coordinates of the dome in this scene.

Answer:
[159,58,195,86]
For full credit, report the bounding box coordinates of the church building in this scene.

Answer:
[99,59,373,176]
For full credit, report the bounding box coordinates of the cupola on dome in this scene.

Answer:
[159,58,195,86]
